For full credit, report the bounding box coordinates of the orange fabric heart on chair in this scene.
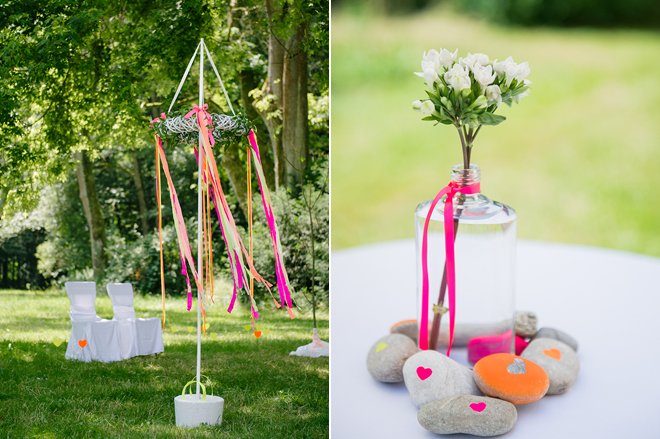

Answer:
[78,339,88,348]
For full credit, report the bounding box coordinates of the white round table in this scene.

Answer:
[331,240,660,438]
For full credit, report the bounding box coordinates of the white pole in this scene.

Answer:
[196,38,204,398]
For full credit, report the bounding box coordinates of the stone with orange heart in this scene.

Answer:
[522,337,579,395]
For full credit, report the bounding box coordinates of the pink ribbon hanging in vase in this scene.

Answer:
[419,180,481,355]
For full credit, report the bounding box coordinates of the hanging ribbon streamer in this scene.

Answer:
[154,135,203,309]
[247,130,295,319]
[190,109,271,319]
[156,143,166,328]
[419,180,481,355]
[247,144,256,325]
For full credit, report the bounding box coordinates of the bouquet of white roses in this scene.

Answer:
[412,49,530,167]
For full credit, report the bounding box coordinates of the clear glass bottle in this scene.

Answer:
[415,164,516,364]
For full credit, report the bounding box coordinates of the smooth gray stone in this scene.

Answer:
[521,337,579,394]
[418,395,517,437]
[514,311,538,338]
[390,320,418,342]
[403,350,479,408]
[366,334,418,383]
[535,327,579,351]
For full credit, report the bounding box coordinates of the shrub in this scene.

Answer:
[460,0,660,28]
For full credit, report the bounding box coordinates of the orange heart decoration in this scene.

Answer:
[77,339,88,348]
[254,330,262,339]
[543,348,561,360]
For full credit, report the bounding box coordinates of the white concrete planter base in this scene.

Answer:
[174,394,224,427]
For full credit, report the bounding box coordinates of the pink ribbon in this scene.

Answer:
[185,104,215,145]
[247,130,295,318]
[419,180,481,355]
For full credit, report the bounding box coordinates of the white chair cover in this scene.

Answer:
[106,282,139,359]
[106,283,163,357]
[64,281,122,363]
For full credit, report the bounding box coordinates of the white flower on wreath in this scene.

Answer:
[473,64,496,88]
[419,100,435,116]
[461,52,489,71]
[485,84,502,104]
[444,63,471,91]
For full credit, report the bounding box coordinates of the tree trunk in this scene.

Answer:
[282,23,309,190]
[239,69,275,190]
[75,150,106,281]
[264,0,286,189]
[130,152,150,235]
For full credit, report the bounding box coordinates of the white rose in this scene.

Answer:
[514,61,531,82]
[419,100,435,116]
[461,52,489,71]
[421,49,442,73]
[493,56,520,86]
[437,48,458,69]
[472,64,496,88]
[493,57,513,74]
[412,99,423,110]
[485,84,502,104]
[444,63,471,91]
[414,67,439,87]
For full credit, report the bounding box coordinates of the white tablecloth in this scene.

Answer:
[331,240,660,438]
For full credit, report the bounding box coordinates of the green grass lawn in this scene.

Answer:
[331,7,660,256]
[0,289,328,438]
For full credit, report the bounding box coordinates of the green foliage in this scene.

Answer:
[459,0,660,28]
[0,0,329,319]
[102,225,187,295]
[245,182,329,310]
[332,10,660,256]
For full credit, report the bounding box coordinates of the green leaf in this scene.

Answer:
[478,112,506,126]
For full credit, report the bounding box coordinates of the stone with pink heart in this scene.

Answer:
[402,350,478,408]
[418,395,517,436]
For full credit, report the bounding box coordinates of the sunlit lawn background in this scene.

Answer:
[331,5,660,255]
[0,289,328,438]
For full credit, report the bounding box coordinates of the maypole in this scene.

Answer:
[153,38,297,427]
[195,38,204,399]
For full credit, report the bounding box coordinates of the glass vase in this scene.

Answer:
[415,164,516,364]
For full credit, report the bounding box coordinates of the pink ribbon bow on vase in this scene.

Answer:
[419,180,481,355]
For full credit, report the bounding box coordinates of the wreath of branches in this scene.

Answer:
[152,111,251,147]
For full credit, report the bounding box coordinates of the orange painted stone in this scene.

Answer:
[473,353,549,405]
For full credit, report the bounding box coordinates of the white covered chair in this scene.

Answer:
[65,281,122,363]
[106,283,163,357]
